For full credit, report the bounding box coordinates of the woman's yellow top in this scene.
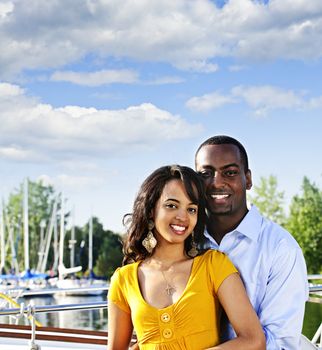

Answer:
[108,249,238,350]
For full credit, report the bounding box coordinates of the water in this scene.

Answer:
[0,295,320,339]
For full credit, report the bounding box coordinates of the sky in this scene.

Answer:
[0,0,321,233]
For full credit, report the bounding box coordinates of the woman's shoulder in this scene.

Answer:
[197,250,238,291]
[111,261,140,280]
[196,249,235,270]
[198,249,228,262]
[192,249,226,270]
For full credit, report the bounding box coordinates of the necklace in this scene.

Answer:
[161,270,176,296]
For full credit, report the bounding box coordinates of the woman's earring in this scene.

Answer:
[142,220,157,253]
[188,231,198,257]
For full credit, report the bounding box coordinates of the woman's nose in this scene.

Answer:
[175,208,188,221]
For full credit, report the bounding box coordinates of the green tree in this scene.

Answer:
[73,217,106,273]
[94,230,123,279]
[248,175,286,225]
[286,177,322,274]
[65,217,123,279]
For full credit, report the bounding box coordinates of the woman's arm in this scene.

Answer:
[207,273,266,350]
[107,301,133,350]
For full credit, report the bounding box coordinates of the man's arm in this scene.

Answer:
[259,241,308,349]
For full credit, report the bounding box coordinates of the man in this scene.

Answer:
[195,135,308,349]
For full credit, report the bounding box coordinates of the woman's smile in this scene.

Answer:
[170,224,187,235]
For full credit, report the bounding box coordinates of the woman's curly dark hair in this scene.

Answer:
[122,164,206,265]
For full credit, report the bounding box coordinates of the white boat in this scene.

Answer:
[52,205,107,297]
[54,278,108,296]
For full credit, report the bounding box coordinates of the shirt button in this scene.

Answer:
[160,312,171,323]
[163,328,173,339]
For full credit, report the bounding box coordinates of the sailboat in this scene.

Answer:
[54,196,107,297]
[19,179,50,293]
[0,179,48,295]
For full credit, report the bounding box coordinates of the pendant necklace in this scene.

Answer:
[161,269,176,296]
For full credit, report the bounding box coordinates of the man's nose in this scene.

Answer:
[211,172,225,188]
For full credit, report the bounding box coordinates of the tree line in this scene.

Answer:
[1,175,321,278]
[248,175,322,274]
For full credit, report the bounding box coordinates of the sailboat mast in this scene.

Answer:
[0,206,5,272]
[88,215,93,273]
[39,197,58,273]
[70,206,76,268]
[58,192,65,278]
[23,178,29,271]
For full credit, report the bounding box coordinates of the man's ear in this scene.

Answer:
[246,169,252,190]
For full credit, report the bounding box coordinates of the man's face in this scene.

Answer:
[195,144,252,220]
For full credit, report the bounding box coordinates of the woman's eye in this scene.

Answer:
[188,207,197,214]
[165,203,176,209]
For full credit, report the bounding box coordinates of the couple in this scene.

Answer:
[107,135,308,350]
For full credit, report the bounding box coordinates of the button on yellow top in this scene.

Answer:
[160,312,171,323]
[162,328,173,339]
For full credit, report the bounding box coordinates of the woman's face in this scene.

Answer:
[153,179,198,247]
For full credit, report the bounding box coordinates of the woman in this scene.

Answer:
[108,165,265,350]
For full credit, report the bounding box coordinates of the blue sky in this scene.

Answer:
[0,0,321,233]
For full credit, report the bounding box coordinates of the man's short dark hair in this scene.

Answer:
[195,135,249,171]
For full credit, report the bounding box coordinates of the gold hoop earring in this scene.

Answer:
[142,220,157,253]
[188,231,198,257]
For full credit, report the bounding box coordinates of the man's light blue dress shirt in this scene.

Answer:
[204,205,309,350]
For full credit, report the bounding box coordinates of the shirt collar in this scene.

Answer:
[204,205,262,244]
[235,204,262,242]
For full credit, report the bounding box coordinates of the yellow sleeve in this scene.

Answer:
[108,267,131,314]
[206,250,238,294]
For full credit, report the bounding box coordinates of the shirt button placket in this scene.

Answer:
[160,312,171,323]
[162,328,173,339]
[159,311,174,340]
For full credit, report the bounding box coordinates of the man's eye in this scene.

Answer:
[225,170,238,177]
[199,171,213,178]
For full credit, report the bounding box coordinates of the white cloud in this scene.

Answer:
[177,60,219,73]
[145,76,185,85]
[50,69,138,86]
[0,1,13,19]
[186,91,236,112]
[2,0,322,78]
[0,146,41,161]
[0,82,202,162]
[186,84,322,115]
[232,85,305,116]
[0,82,24,97]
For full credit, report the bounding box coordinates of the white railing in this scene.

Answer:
[312,323,322,348]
